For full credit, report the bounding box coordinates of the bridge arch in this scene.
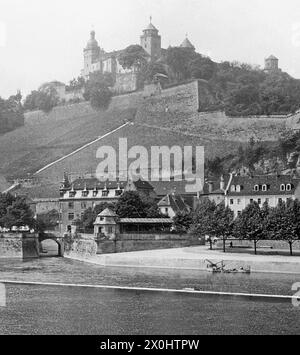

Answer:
[39,233,64,257]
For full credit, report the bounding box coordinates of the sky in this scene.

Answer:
[1,0,300,98]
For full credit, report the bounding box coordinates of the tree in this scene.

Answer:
[118,45,148,71]
[164,47,196,81]
[89,85,112,110]
[83,71,113,110]
[190,198,217,250]
[36,209,60,231]
[0,194,35,230]
[23,88,59,113]
[115,191,161,218]
[233,202,268,254]
[212,203,234,252]
[267,199,300,256]
[189,56,216,81]
[173,211,193,234]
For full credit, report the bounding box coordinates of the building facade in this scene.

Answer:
[225,175,300,217]
[158,193,191,218]
[59,175,155,233]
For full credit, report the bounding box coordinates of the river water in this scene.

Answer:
[0,258,299,335]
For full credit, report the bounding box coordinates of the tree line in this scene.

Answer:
[174,198,300,256]
[0,92,24,134]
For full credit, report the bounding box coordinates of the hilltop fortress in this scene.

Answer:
[81,18,195,94]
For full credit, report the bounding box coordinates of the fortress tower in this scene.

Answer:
[83,30,101,79]
[140,17,162,61]
[180,35,195,50]
[264,55,280,73]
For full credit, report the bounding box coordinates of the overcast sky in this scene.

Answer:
[1,0,300,98]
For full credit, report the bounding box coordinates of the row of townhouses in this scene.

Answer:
[56,173,300,232]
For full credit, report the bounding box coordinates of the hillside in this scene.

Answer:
[0,93,142,181]
[0,80,293,198]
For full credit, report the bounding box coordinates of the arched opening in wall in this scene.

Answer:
[40,239,60,257]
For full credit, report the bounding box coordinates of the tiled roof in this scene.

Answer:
[119,218,172,224]
[151,180,198,196]
[145,23,158,31]
[158,194,190,214]
[98,208,118,217]
[62,178,154,191]
[69,178,126,190]
[228,175,300,196]
[267,55,278,60]
[180,38,195,49]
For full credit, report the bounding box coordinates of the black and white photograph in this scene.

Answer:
[0,0,300,341]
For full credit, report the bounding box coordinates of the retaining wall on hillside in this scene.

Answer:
[24,92,143,126]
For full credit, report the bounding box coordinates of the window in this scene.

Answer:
[81,202,87,210]
[286,184,292,191]
[262,184,267,192]
[69,191,75,198]
[230,199,234,205]
[237,199,241,205]
[231,185,236,192]
[280,184,285,192]
[165,208,168,214]
[236,185,241,192]
[265,198,270,204]
[258,198,262,205]
[254,185,259,192]
[250,199,254,204]
[108,227,113,234]
[278,198,283,204]
[93,191,98,197]
[82,191,89,197]
[68,213,74,221]
[68,202,74,209]
[102,190,109,197]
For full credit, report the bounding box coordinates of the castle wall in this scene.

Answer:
[136,80,288,142]
[113,73,140,94]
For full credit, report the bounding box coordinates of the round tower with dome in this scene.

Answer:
[83,30,102,79]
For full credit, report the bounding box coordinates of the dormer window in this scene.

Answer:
[286,184,292,191]
[236,185,241,192]
[280,184,286,192]
[102,190,109,197]
[82,190,89,197]
[262,184,267,192]
[231,185,236,192]
[254,185,259,192]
